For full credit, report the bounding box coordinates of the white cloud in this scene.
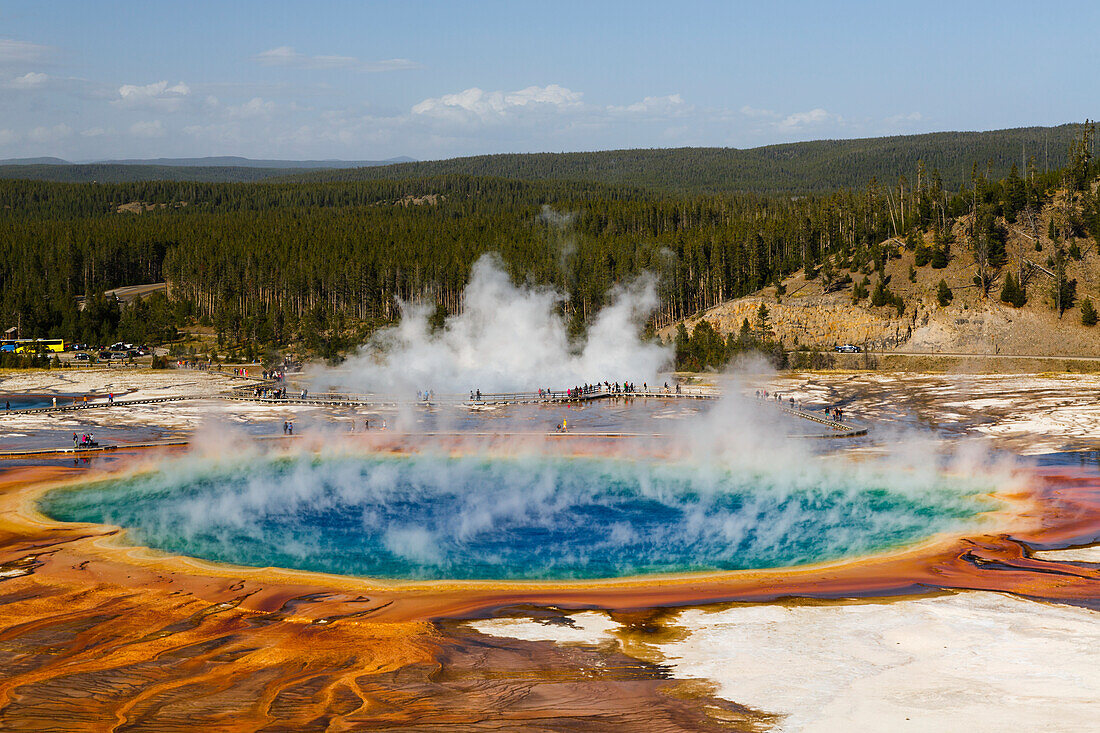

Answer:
[885,111,923,125]
[80,127,110,137]
[412,84,583,122]
[129,120,165,138]
[740,105,782,119]
[115,80,191,111]
[254,46,419,72]
[227,97,276,118]
[118,80,190,99]
[182,122,227,140]
[0,72,102,97]
[27,124,72,143]
[0,39,51,65]
[7,71,48,89]
[662,124,690,140]
[778,108,840,130]
[0,129,18,145]
[608,94,689,115]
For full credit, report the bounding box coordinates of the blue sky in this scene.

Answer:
[1,0,1097,160]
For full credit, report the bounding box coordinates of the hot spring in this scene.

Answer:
[39,452,996,581]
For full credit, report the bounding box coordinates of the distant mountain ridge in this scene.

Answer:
[0,163,307,183]
[0,155,415,168]
[0,157,71,166]
[0,155,416,183]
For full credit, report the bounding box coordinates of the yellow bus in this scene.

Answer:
[1,339,66,354]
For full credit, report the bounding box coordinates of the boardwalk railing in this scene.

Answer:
[0,395,197,416]
[224,383,721,407]
[1,381,864,437]
[780,406,865,436]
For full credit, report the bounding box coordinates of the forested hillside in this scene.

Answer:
[0,125,1096,363]
[0,124,1084,193]
[291,125,1085,194]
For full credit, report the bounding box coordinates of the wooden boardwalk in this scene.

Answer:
[0,421,865,460]
[224,385,722,408]
[1,395,195,416]
[0,383,865,459]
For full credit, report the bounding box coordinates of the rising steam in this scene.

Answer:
[327,254,670,394]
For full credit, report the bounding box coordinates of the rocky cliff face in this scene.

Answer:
[662,198,1100,358]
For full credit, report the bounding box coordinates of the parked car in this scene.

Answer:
[73,352,90,361]
[835,344,862,353]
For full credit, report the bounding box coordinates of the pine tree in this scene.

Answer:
[930,245,948,269]
[738,317,753,348]
[690,320,727,369]
[754,303,771,342]
[1000,272,1027,307]
[1003,163,1026,222]
[1066,122,1094,193]
[936,279,953,307]
[852,276,870,303]
[871,278,890,307]
[1081,297,1098,326]
[1051,248,1077,316]
[674,323,692,369]
[914,243,932,266]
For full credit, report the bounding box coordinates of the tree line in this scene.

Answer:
[0,125,1096,362]
[287,124,1085,195]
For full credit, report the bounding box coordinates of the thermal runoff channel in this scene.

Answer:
[39,451,994,581]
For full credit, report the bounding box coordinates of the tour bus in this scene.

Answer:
[0,339,66,354]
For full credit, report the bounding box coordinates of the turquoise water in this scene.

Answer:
[39,453,987,580]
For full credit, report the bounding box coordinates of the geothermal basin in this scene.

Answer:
[37,450,993,582]
[3,369,1100,730]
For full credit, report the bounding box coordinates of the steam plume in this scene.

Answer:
[328,254,670,394]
